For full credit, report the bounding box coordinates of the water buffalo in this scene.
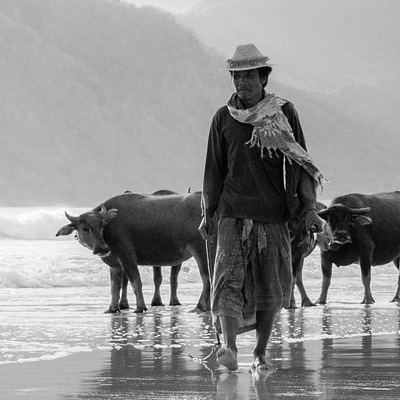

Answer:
[56,191,210,313]
[288,200,327,308]
[316,191,400,304]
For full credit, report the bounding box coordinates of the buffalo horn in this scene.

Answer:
[349,207,371,215]
[99,204,108,217]
[65,211,79,223]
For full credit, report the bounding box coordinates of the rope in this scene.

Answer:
[187,342,221,364]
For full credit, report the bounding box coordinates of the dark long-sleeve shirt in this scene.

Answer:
[202,100,316,223]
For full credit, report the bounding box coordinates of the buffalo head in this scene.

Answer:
[289,200,327,258]
[56,204,118,257]
[317,203,372,251]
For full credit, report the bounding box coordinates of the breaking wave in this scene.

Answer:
[0,206,88,240]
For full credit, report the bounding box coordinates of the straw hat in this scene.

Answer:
[222,43,273,71]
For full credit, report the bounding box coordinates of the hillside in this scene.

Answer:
[0,0,229,206]
[0,0,399,206]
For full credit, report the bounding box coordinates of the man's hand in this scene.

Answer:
[198,216,214,242]
[305,209,323,233]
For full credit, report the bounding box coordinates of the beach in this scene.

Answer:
[1,208,400,399]
[1,289,399,400]
[1,332,400,399]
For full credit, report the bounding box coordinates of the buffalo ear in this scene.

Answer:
[56,224,75,237]
[317,209,329,221]
[351,215,372,226]
[103,208,118,224]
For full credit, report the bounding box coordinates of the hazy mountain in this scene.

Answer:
[180,0,400,92]
[0,0,399,206]
[0,0,229,206]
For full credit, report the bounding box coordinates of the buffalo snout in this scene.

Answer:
[332,230,352,244]
[328,230,352,251]
[93,242,111,257]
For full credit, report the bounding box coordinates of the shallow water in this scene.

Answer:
[1,232,400,399]
[1,226,400,364]
[1,266,399,365]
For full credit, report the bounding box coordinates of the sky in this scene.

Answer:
[124,0,202,14]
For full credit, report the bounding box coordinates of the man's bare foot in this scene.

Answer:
[216,347,238,371]
[251,354,276,372]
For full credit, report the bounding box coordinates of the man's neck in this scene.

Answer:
[239,90,265,109]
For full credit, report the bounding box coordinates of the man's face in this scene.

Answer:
[231,69,266,107]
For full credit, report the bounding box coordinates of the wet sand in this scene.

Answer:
[1,326,399,399]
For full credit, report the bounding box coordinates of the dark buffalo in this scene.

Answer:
[316,191,400,304]
[56,191,210,313]
[131,189,181,308]
[288,200,327,308]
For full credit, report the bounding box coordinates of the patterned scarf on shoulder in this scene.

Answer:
[227,91,325,188]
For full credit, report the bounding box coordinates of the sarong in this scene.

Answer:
[212,217,292,334]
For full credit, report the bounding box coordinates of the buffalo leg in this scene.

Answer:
[102,254,128,313]
[288,280,297,309]
[288,256,300,309]
[289,256,315,308]
[106,267,123,313]
[119,271,129,310]
[151,266,164,306]
[316,255,333,304]
[118,255,147,313]
[360,256,374,304]
[190,248,211,312]
[390,257,400,302]
[169,264,182,306]
[296,266,316,307]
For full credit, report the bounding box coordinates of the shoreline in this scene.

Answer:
[1,332,399,400]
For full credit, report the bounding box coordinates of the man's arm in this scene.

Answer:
[283,102,323,232]
[199,110,227,241]
[202,111,227,219]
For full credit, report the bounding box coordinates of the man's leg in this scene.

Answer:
[216,315,239,371]
[212,218,248,371]
[252,309,278,370]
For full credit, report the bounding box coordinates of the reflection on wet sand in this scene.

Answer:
[65,304,400,400]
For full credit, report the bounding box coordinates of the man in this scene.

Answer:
[199,43,324,372]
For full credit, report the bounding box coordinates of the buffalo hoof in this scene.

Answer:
[151,300,165,307]
[285,298,297,309]
[390,296,400,302]
[361,299,375,305]
[133,307,148,313]
[301,299,316,307]
[190,304,210,313]
[105,307,121,314]
[119,301,129,310]
[169,300,182,306]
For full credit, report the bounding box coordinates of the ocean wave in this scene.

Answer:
[0,346,94,365]
[0,261,110,288]
[0,206,88,240]
[0,239,203,288]
[0,263,201,289]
